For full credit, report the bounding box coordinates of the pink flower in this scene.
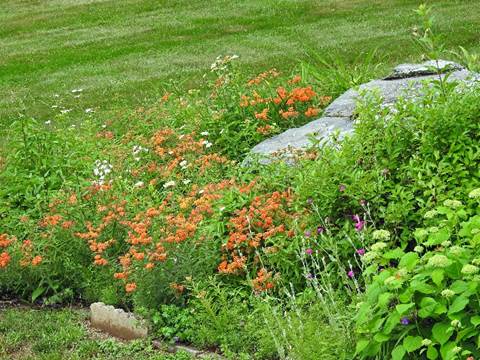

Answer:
[305,248,313,255]
[347,270,355,278]
[356,248,365,256]
[352,215,365,231]
[316,226,324,234]
[304,230,311,238]
[339,184,346,192]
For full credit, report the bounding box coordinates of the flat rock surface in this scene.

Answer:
[250,60,479,163]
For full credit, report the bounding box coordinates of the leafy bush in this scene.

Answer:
[356,189,480,359]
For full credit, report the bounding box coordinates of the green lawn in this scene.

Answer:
[0,307,196,360]
[1,0,480,125]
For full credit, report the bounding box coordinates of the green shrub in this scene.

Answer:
[356,189,480,359]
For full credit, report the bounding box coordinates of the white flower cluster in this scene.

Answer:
[132,145,149,161]
[210,54,239,72]
[93,160,112,185]
[201,140,213,148]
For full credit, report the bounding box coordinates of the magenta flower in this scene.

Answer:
[356,248,365,256]
[347,270,355,278]
[304,230,311,238]
[339,184,346,192]
[317,226,324,234]
[305,248,313,255]
[352,215,365,231]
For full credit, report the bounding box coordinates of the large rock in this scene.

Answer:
[90,302,148,340]
[249,60,478,163]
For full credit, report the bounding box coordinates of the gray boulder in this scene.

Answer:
[249,60,478,163]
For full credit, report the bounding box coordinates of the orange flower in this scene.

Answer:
[254,108,269,121]
[256,125,273,135]
[0,252,10,268]
[0,234,13,248]
[145,262,155,270]
[304,107,319,117]
[114,272,127,279]
[125,282,137,293]
[62,220,74,229]
[288,75,301,84]
[31,256,42,266]
[279,107,299,119]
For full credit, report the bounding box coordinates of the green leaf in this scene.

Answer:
[450,280,468,294]
[426,345,438,359]
[471,315,480,327]
[403,335,423,352]
[384,312,401,334]
[440,342,456,360]
[426,227,450,246]
[431,269,444,287]
[396,303,415,315]
[384,248,405,259]
[355,339,369,354]
[432,322,453,345]
[392,345,406,360]
[448,295,469,314]
[418,297,437,318]
[31,287,45,302]
[374,332,390,343]
[399,252,419,271]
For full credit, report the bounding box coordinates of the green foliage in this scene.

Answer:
[356,191,480,359]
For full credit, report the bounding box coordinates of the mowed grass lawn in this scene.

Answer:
[1,0,480,127]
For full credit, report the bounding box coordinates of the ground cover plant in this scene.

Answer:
[1,2,480,359]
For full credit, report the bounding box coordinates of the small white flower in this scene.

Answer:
[202,140,213,148]
[201,131,209,136]
[198,189,204,195]
[168,151,174,155]
[53,94,60,98]
[163,180,176,189]
[51,105,59,108]
[102,124,107,129]
[85,108,94,113]
[60,109,72,114]
[71,88,83,93]
[179,160,188,168]
[183,179,191,185]
[219,207,225,212]
[44,120,52,125]
[134,181,144,188]
[179,134,185,139]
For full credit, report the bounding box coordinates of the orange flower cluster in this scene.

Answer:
[19,239,42,267]
[240,75,328,134]
[256,125,273,135]
[40,214,63,227]
[0,234,14,268]
[247,69,280,86]
[252,268,274,292]
[219,191,293,275]
[0,252,10,268]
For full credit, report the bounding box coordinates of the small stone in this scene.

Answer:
[90,302,148,340]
